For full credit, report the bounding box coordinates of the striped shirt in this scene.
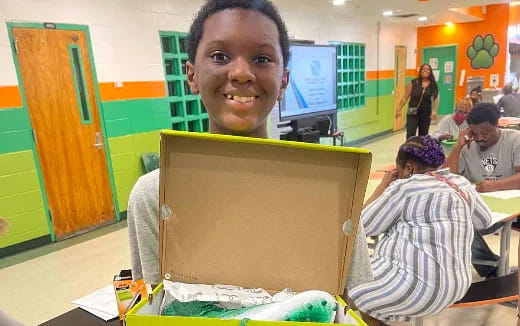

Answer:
[348,168,491,322]
[431,115,468,139]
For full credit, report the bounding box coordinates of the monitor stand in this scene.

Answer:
[282,114,336,144]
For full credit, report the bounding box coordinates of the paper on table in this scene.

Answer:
[491,212,511,225]
[480,189,520,200]
[77,305,116,321]
[72,285,118,321]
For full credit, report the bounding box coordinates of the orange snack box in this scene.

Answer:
[113,270,148,320]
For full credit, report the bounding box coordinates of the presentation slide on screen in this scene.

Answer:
[281,46,336,119]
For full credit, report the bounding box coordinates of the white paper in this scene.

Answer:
[429,58,438,69]
[459,70,466,87]
[163,281,272,306]
[490,74,499,87]
[490,212,511,225]
[72,285,118,321]
[77,305,116,321]
[444,61,454,73]
[480,189,520,200]
[433,70,440,81]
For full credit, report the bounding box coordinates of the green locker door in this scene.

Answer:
[422,45,457,115]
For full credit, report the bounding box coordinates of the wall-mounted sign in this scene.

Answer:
[433,70,440,81]
[467,34,500,69]
[490,73,500,87]
[444,74,453,85]
[444,61,454,73]
[429,58,438,69]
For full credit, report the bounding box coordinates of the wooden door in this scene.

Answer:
[13,28,115,238]
[393,46,407,131]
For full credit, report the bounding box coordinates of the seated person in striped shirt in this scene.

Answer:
[346,136,492,326]
[431,98,472,141]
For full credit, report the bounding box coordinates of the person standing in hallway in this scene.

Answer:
[497,85,520,117]
[398,64,439,140]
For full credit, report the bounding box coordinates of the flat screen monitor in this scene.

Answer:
[279,44,337,121]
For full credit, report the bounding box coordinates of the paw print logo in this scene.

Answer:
[467,34,500,69]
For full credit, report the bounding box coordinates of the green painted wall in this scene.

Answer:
[103,98,171,138]
[337,78,395,143]
[0,150,49,248]
[0,108,33,154]
[108,130,161,211]
[336,76,416,143]
[102,97,170,211]
[337,95,394,142]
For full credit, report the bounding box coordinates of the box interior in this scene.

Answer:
[158,132,371,295]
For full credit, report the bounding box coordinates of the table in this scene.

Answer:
[39,308,119,326]
[364,179,520,276]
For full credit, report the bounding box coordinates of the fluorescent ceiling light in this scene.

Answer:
[418,16,428,21]
[383,10,394,16]
[332,0,346,6]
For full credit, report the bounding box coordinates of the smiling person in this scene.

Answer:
[398,64,440,140]
[127,0,373,301]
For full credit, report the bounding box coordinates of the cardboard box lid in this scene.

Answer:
[159,130,371,295]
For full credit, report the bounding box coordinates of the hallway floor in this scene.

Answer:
[0,130,516,325]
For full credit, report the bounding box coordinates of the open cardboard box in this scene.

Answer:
[126,130,372,325]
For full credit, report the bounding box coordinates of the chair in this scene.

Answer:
[141,152,159,174]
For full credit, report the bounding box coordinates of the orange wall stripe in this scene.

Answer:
[99,81,166,101]
[0,86,23,109]
[406,68,418,77]
[366,70,394,80]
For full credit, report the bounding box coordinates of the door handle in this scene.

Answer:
[92,131,104,149]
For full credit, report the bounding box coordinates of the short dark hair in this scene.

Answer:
[470,86,482,94]
[503,85,513,95]
[187,0,291,68]
[397,136,445,169]
[466,103,500,126]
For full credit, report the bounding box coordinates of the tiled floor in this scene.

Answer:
[0,130,517,325]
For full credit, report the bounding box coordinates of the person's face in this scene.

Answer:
[454,105,471,116]
[420,65,431,79]
[187,9,289,137]
[470,91,481,104]
[468,122,500,150]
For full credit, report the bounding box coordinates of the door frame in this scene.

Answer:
[6,21,120,241]
[421,44,458,114]
[394,45,407,131]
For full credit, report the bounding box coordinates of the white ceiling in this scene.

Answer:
[317,0,514,27]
